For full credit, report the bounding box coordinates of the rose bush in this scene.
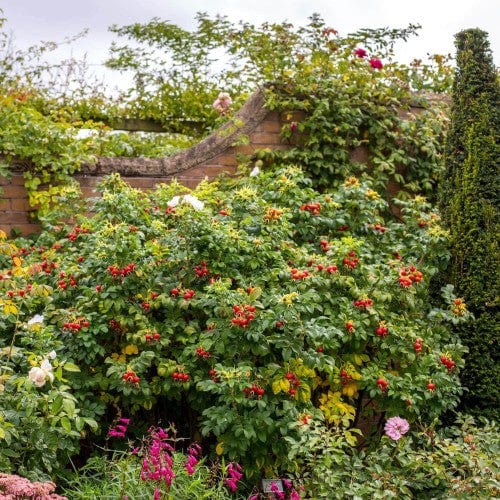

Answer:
[0,164,468,479]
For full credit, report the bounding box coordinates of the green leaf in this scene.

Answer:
[63,362,81,372]
[60,416,72,433]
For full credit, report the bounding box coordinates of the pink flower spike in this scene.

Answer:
[153,487,161,500]
[119,417,130,424]
[290,489,301,500]
[354,48,367,58]
[283,478,292,489]
[384,416,410,440]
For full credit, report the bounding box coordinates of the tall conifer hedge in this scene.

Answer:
[440,29,499,418]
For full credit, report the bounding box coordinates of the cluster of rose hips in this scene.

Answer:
[376,377,388,392]
[67,225,88,241]
[398,266,423,287]
[208,368,219,382]
[345,320,355,332]
[145,332,161,342]
[107,263,136,278]
[319,239,330,252]
[58,272,78,289]
[375,321,388,337]
[337,224,350,232]
[243,384,265,398]
[6,284,33,298]
[195,346,211,358]
[122,370,140,384]
[291,268,309,280]
[264,207,283,221]
[141,302,150,311]
[40,259,57,274]
[172,372,190,382]
[427,381,436,391]
[63,318,89,331]
[109,319,123,333]
[285,372,301,396]
[414,337,423,353]
[354,297,373,308]
[440,355,456,371]
[231,304,256,328]
[451,298,467,316]
[339,368,352,385]
[194,261,209,278]
[369,223,387,233]
[343,250,359,269]
[299,202,321,215]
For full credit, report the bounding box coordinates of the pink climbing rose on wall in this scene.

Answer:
[213,92,232,115]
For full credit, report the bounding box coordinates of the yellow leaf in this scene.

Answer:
[215,441,224,455]
[341,380,359,398]
[298,384,311,403]
[123,344,138,355]
[272,379,282,395]
[3,301,18,315]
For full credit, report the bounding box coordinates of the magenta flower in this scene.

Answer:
[384,416,410,440]
[369,58,383,69]
[354,48,367,58]
[270,481,285,499]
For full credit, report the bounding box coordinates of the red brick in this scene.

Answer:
[0,199,11,211]
[80,187,98,198]
[2,185,28,198]
[211,154,238,167]
[256,119,282,133]
[249,132,282,145]
[11,198,31,211]
[122,177,157,189]
[0,211,32,224]
[0,223,41,236]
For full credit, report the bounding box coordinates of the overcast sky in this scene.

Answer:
[1,0,498,91]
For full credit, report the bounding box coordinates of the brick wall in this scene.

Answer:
[0,88,440,236]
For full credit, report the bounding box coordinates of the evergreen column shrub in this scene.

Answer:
[440,29,499,418]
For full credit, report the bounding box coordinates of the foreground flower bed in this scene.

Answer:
[0,165,486,496]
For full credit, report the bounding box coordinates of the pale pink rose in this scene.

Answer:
[384,416,410,440]
[28,367,48,387]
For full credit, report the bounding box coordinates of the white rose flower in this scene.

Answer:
[182,194,204,211]
[28,359,54,387]
[250,166,260,177]
[27,314,44,325]
[167,195,181,207]
[47,350,57,360]
[28,366,48,387]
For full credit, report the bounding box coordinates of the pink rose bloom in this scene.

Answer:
[213,92,232,115]
[384,416,410,440]
[369,58,383,69]
[354,48,367,58]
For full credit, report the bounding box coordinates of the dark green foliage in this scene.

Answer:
[440,29,500,418]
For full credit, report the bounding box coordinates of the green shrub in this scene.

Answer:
[439,29,500,419]
[0,165,468,479]
[288,414,499,498]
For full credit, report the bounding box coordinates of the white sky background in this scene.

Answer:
[1,0,498,93]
